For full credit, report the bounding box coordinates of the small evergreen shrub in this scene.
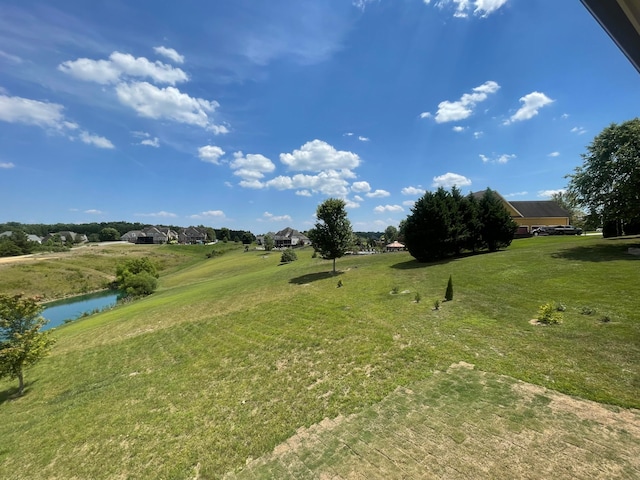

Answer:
[337,279,343,288]
[445,275,453,301]
[415,292,421,303]
[280,249,297,263]
[600,315,611,323]
[433,299,440,310]
[580,306,595,315]
[537,303,563,324]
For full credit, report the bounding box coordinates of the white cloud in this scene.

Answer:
[344,198,360,208]
[538,189,565,198]
[265,169,353,197]
[419,112,432,119]
[198,145,225,164]
[358,136,370,142]
[473,131,483,139]
[434,81,500,123]
[140,137,160,148]
[79,131,115,149]
[504,191,528,198]
[83,209,103,214]
[353,195,364,202]
[0,50,23,64]
[571,126,587,135]
[0,162,15,169]
[153,46,185,64]
[0,94,65,128]
[401,186,426,196]
[561,113,569,119]
[374,204,404,213]
[344,132,354,136]
[190,210,226,219]
[403,200,416,207]
[136,211,178,218]
[59,51,188,85]
[548,151,560,157]
[296,190,312,197]
[366,189,390,198]
[452,126,466,132]
[505,91,553,124]
[351,181,371,193]
[432,0,509,18]
[261,211,292,222]
[116,81,224,131]
[280,139,360,172]
[230,151,276,180]
[480,153,515,164]
[432,172,472,188]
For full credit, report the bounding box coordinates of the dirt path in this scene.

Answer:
[225,363,640,479]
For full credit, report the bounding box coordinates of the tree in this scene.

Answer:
[219,228,230,243]
[0,294,55,396]
[280,249,297,263]
[115,257,159,296]
[567,118,640,237]
[445,275,454,301]
[307,198,353,273]
[478,189,518,252]
[384,226,398,244]
[551,191,585,228]
[99,227,120,242]
[263,234,275,251]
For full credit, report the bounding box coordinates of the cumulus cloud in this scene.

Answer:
[432,172,472,188]
[403,200,416,207]
[116,81,225,131]
[59,51,188,85]
[265,169,353,197]
[504,191,528,198]
[452,126,466,132]
[230,151,276,180]
[280,139,360,172]
[433,81,500,123]
[0,162,15,169]
[140,137,160,148]
[153,46,185,64]
[79,131,114,149]
[261,211,292,222]
[190,210,226,219]
[296,190,312,197]
[344,198,360,208]
[538,189,565,198]
[374,204,404,213]
[479,153,515,164]
[353,195,364,202]
[366,189,390,198]
[136,211,178,218]
[351,181,371,193]
[431,0,510,18]
[548,151,560,157]
[419,112,432,119]
[401,186,426,196]
[358,136,370,142]
[198,145,225,164]
[504,91,553,124]
[0,94,114,148]
[473,131,484,139]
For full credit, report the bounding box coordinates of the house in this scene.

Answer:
[178,226,208,244]
[42,231,87,244]
[121,230,145,243]
[273,227,310,248]
[386,241,405,252]
[140,226,169,244]
[472,190,570,234]
[0,231,42,243]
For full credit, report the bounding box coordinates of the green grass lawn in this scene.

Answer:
[0,236,638,479]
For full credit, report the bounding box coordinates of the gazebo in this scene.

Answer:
[386,241,405,252]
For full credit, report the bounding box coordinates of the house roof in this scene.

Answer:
[509,201,570,218]
[386,241,405,248]
[274,227,309,240]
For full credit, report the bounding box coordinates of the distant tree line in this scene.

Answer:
[402,187,517,262]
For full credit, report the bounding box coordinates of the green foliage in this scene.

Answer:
[478,189,518,252]
[414,292,421,303]
[280,249,297,263]
[445,275,453,301]
[537,303,563,325]
[307,198,353,273]
[580,306,595,316]
[99,227,120,242]
[384,225,398,243]
[337,279,343,288]
[0,230,36,257]
[433,299,440,310]
[263,234,275,252]
[567,118,640,237]
[115,257,159,296]
[391,286,399,294]
[0,294,55,396]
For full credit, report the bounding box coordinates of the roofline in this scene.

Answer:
[581,0,640,74]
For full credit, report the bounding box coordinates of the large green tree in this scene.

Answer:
[0,295,55,396]
[99,227,121,242]
[478,188,518,252]
[115,257,159,296]
[384,226,398,244]
[567,118,640,237]
[308,198,353,273]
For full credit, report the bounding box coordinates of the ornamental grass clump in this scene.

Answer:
[537,303,563,325]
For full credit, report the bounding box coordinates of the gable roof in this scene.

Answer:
[508,201,570,218]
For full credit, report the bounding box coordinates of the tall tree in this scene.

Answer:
[307,198,353,273]
[0,295,55,396]
[478,189,518,252]
[99,227,120,242]
[567,118,640,236]
[384,225,398,244]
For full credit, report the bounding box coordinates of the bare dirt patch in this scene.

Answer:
[226,364,640,479]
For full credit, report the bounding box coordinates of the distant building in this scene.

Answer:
[273,227,310,248]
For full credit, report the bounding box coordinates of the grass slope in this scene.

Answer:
[0,236,638,479]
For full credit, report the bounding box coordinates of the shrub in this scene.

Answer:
[580,306,595,315]
[445,275,453,301]
[555,303,567,312]
[391,286,399,294]
[537,303,563,325]
[433,299,440,310]
[115,257,159,297]
[415,292,421,303]
[280,249,297,263]
[337,279,343,288]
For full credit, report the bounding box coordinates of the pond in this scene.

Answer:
[41,290,122,330]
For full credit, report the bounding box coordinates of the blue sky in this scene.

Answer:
[1,0,638,234]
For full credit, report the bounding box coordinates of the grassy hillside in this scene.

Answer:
[0,236,638,479]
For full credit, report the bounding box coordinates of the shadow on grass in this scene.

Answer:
[289,271,344,285]
[390,250,494,269]
[552,243,640,262]
[0,380,37,405]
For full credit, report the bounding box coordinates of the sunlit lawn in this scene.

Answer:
[0,236,638,478]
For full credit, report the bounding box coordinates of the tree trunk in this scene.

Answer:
[332,258,336,274]
[17,370,24,396]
